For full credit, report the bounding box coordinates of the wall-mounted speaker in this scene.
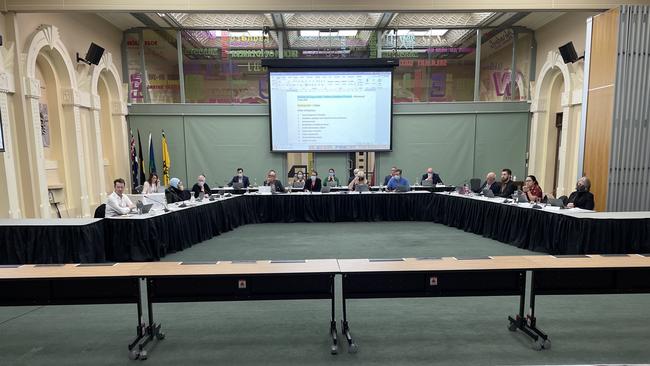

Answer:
[77,42,105,65]
[559,42,579,64]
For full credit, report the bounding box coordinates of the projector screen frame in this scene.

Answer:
[264,59,397,153]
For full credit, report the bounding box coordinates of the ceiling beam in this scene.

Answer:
[1,0,632,12]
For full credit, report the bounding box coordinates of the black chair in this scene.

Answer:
[94,203,106,218]
[559,195,569,206]
[470,178,482,193]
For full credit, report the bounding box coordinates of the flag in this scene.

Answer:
[137,129,146,186]
[129,130,139,190]
[148,133,157,175]
[161,130,171,186]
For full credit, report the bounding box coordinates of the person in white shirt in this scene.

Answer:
[142,173,160,194]
[105,178,135,217]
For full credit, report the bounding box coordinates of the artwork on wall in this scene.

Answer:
[39,103,50,147]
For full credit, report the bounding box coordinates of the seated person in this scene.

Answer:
[228,168,250,188]
[567,176,595,210]
[348,170,368,191]
[264,170,284,192]
[522,175,543,202]
[348,168,360,184]
[305,170,322,192]
[142,173,161,194]
[421,167,443,185]
[497,168,517,198]
[165,177,191,203]
[105,178,135,217]
[479,172,500,195]
[292,171,306,188]
[383,166,397,186]
[191,174,211,198]
[324,168,340,187]
[387,169,410,191]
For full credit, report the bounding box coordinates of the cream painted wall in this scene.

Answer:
[534,12,598,79]
[0,12,128,218]
[15,13,123,81]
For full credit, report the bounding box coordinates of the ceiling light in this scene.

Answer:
[300,30,319,37]
[338,30,358,37]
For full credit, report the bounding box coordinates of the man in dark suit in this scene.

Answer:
[498,168,517,198]
[421,167,443,185]
[479,172,500,195]
[383,166,397,186]
[228,167,250,188]
[305,170,322,192]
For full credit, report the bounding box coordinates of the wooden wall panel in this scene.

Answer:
[583,8,619,211]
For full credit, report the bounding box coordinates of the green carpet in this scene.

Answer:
[1,222,649,365]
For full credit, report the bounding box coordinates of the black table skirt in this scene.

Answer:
[0,221,105,264]
[429,194,650,254]
[3,193,650,264]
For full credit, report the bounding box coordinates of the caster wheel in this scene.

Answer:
[508,322,517,332]
[543,339,551,350]
[139,350,148,360]
[330,345,338,355]
[348,343,359,354]
[532,339,544,351]
[156,332,166,340]
[128,350,140,360]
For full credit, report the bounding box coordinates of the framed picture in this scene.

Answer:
[39,103,50,147]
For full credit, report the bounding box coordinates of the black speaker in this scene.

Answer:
[84,43,105,65]
[558,42,579,64]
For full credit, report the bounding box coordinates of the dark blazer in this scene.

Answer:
[480,181,501,195]
[568,190,595,210]
[498,180,517,198]
[263,179,284,192]
[165,186,191,203]
[421,173,443,185]
[383,175,392,186]
[228,175,250,188]
[305,177,322,192]
[191,182,211,198]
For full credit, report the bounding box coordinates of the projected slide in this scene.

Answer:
[270,71,392,151]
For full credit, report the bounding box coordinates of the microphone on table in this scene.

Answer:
[144,195,170,212]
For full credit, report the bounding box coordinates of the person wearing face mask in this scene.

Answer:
[325,168,340,187]
[191,174,211,198]
[386,169,410,191]
[421,167,443,185]
[566,176,595,210]
[292,171,306,189]
[228,168,250,188]
[166,177,191,203]
[305,170,322,192]
[497,168,517,198]
[348,170,368,191]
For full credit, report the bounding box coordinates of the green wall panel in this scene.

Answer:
[474,113,529,182]
[127,102,530,189]
[378,114,476,186]
[184,116,284,187]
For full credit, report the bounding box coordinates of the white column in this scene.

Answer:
[23,76,51,218]
[61,87,91,217]
[0,71,22,218]
[90,93,108,203]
